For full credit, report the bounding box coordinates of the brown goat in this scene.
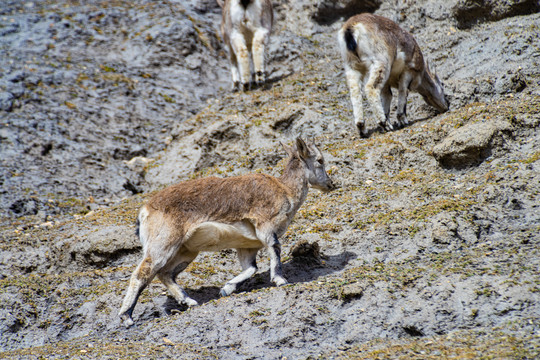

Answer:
[119,138,335,326]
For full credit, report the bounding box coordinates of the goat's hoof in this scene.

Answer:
[120,314,134,328]
[185,298,199,307]
[397,114,408,128]
[220,283,235,297]
[255,71,265,85]
[242,82,251,91]
[274,277,288,287]
[382,122,394,131]
[356,124,368,138]
[232,81,240,92]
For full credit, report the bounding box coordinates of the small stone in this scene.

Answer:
[340,282,364,300]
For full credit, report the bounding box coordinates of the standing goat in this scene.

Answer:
[119,138,335,326]
[217,0,273,91]
[338,13,449,138]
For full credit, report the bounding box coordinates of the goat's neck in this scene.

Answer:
[279,156,310,211]
[417,70,437,98]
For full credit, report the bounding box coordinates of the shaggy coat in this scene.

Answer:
[338,13,449,137]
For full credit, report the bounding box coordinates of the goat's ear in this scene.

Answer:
[426,59,437,77]
[296,137,311,160]
[306,136,320,154]
[280,141,294,157]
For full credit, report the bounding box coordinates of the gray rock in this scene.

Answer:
[432,119,513,168]
[0,92,14,111]
[1,0,539,358]
[453,0,540,29]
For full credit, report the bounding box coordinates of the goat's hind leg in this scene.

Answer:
[345,67,367,137]
[252,28,270,86]
[365,61,393,132]
[119,255,160,327]
[230,31,251,91]
[157,248,199,307]
[220,248,259,296]
[227,46,241,92]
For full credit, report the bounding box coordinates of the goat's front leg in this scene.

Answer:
[345,67,366,137]
[252,28,270,86]
[396,72,413,128]
[220,248,259,296]
[381,85,392,125]
[258,230,287,286]
[227,48,240,92]
[230,31,251,91]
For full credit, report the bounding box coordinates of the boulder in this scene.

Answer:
[432,119,513,168]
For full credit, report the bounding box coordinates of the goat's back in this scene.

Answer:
[340,13,423,74]
[221,0,273,34]
[145,174,288,225]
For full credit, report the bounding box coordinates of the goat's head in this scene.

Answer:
[286,137,335,192]
[424,61,450,113]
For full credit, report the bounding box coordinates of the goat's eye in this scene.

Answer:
[317,159,324,165]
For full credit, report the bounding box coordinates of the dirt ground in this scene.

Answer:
[1,1,539,359]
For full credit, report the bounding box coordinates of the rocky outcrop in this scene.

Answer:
[432,119,513,168]
[453,0,540,28]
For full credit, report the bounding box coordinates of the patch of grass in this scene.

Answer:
[522,151,540,164]
[0,336,218,359]
[327,326,539,359]
[187,262,219,280]
[353,197,475,232]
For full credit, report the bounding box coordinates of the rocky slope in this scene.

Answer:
[1,0,539,359]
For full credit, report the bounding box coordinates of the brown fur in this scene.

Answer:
[148,173,294,237]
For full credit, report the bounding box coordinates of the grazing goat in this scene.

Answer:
[119,138,335,326]
[217,0,273,91]
[338,13,449,138]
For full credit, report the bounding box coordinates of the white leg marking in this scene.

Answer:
[345,67,366,136]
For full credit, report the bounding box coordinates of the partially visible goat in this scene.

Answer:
[218,0,273,91]
[338,13,449,137]
[119,138,335,326]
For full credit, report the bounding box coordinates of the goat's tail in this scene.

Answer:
[343,27,357,52]
[137,205,150,252]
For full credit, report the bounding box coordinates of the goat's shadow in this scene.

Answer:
[360,115,435,138]
[245,70,293,92]
[161,250,357,315]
